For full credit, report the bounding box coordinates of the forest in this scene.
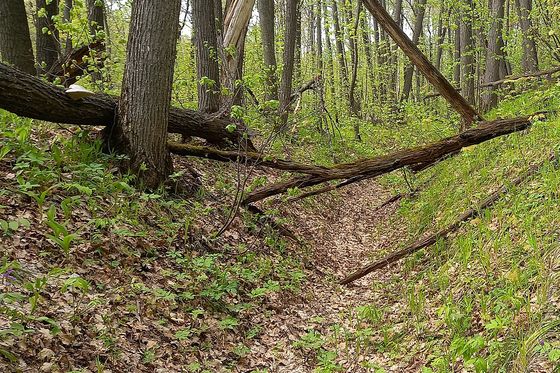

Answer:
[0,0,559,371]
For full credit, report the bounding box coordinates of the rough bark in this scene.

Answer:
[482,0,506,111]
[278,0,299,128]
[86,0,106,82]
[362,0,482,125]
[401,0,427,101]
[257,0,278,101]
[0,0,36,75]
[340,155,555,284]
[63,0,73,53]
[193,0,221,113]
[0,62,250,147]
[35,0,60,75]
[111,0,182,188]
[515,0,538,73]
[242,116,533,205]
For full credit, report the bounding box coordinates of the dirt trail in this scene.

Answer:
[242,182,412,372]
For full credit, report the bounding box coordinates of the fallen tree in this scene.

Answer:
[0,62,251,148]
[340,154,556,285]
[241,116,533,205]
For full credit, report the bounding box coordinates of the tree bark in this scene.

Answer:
[63,0,73,53]
[482,0,506,111]
[86,0,106,82]
[35,0,60,75]
[278,0,299,129]
[401,0,428,101]
[515,0,538,73]
[110,0,182,188]
[257,0,278,101]
[0,0,36,75]
[349,0,363,133]
[362,0,482,125]
[242,116,532,205]
[193,0,221,113]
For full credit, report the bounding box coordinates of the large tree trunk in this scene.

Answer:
[0,62,249,146]
[0,0,36,75]
[242,116,532,205]
[258,0,278,101]
[278,0,299,129]
[482,0,506,112]
[193,0,221,113]
[222,0,255,109]
[362,0,481,125]
[460,0,475,112]
[35,0,60,75]
[401,0,427,101]
[111,0,182,188]
[515,0,538,73]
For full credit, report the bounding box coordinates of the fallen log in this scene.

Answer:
[0,62,250,148]
[340,154,556,285]
[48,40,106,86]
[167,142,329,175]
[241,116,533,205]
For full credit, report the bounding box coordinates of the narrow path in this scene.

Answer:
[242,182,411,372]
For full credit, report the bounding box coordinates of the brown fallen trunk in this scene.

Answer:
[340,154,555,285]
[241,116,533,205]
[0,62,250,148]
[168,142,329,175]
[48,40,106,86]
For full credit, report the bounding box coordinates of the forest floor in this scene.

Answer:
[241,181,417,372]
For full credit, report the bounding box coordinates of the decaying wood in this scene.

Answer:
[168,142,329,175]
[241,116,533,205]
[362,0,482,125]
[340,154,556,285]
[0,62,251,148]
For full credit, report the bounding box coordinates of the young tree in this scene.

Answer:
[35,0,60,75]
[460,0,475,110]
[113,0,181,188]
[258,0,278,101]
[482,0,506,111]
[0,0,36,75]
[279,0,299,129]
[401,0,428,101]
[193,0,221,113]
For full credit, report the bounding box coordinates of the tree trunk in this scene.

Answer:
[482,0,506,111]
[35,0,60,75]
[401,0,427,101]
[332,0,349,91]
[278,0,299,129]
[453,16,461,86]
[222,0,255,110]
[515,0,538,73]
[86,0,106,82]
[460,0,475,112]
[193,0,221,113]
[0,0,36,75]
[349,0,363,128]
[63,0,73,53]
[0,62,251,147]
[112,0,181,188]
[257,0,278,101]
